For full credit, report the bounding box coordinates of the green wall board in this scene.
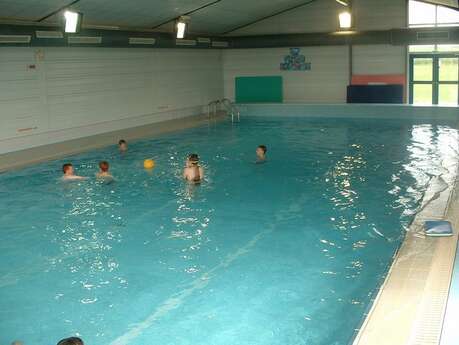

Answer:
[235,76,283,103]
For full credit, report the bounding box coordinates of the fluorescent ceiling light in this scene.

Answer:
[336,0,350,6]
[176,19,187,39]
[339,11,352,29]
[64,11,82,33]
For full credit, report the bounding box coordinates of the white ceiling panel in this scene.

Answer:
[42,0,211,28]
[190,0,311,34]
[0,0,71,21]
[423,0,458,8]
[0,0,319,35]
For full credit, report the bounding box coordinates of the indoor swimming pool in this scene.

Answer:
[1,115,458,345]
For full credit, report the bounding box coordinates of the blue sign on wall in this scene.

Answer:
[280,48,311,71]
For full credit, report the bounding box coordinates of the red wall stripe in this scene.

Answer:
[351,74,406,86]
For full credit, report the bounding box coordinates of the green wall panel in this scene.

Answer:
[235,76,283,103]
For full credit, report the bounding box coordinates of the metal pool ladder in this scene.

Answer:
[207,99,240,123]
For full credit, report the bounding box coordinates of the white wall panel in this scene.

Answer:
[222,46,349,103]
[353,45,406,75]
[353,0,407,31]
[0,47,223,154]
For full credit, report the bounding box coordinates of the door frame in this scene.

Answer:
[409,53,459,105]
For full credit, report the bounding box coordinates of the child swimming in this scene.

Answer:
[96,161,113,179]
[256,145,267,163]
[61,163,86,181]
[118,139,128,152]
[57,337,84,345]
[183,154,204,183]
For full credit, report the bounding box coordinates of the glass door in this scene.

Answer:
[438,56,458,105]
[409,54,459,105]
[410,56,434,104]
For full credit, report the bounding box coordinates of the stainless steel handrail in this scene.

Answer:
[207,99,240,122]
[207,100,219,118]
[221,98,240,122]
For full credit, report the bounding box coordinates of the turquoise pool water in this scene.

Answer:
[1,116,458,345]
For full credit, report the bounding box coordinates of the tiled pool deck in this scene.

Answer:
[440,229,459,345]
[352,158,459,345]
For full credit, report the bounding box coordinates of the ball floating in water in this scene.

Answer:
[144,159,155,169]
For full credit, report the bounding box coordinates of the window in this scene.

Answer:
[437,5,459,25]
[409,0,459,27]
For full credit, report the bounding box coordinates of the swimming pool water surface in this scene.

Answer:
[1,116,458,345]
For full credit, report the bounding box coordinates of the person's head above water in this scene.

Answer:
[62,163,74,175]
[118,139,127,152]
[256,145,267,160]
[187,153,200,166]
[99,161,110,172]
[56,337,84,345]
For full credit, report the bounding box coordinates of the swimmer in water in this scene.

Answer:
[183,154,204,183]
[118,139,127,153]
[56,337,84,345]
[96,161,113,179]
[256,145,267,163]
[61,163,86,181]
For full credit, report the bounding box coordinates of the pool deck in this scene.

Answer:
[440,222,459,345]
[0,113,225,172]
[352,154,459,345]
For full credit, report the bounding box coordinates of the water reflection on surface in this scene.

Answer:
[0,117,458,345]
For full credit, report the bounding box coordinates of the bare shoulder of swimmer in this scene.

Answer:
[183,167,192,179]
[62,175,86,181]
[199,167,204,178]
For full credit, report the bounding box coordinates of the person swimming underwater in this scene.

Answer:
[183,153,204,183]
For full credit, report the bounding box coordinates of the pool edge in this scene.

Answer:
[0,113,226,173]
[351,151,459,345]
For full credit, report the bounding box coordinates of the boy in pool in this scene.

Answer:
[96,161,113,179]
[183,154,204,183]
[118,139,128,152]
[256,145,267,163]
[62,163,86,181]
[57,337,84,345]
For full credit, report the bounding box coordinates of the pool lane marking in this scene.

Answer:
[109,199,302,345]
[109,230,270,345]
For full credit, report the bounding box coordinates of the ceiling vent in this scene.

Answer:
[36,31,64,39]
[417,31,449,40]
[176,39,197,46]
[129,37,156,45]
[0,35,31,44]
[68,36,102,44]
[197,37,211,44]
[212,41,229,48]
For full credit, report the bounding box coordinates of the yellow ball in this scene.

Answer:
[144,159,155,169]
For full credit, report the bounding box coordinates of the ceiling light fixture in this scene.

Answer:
[64,11,82,33]
[176,16,189,39]
[338,11,352,29]
[336,0,350,6]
